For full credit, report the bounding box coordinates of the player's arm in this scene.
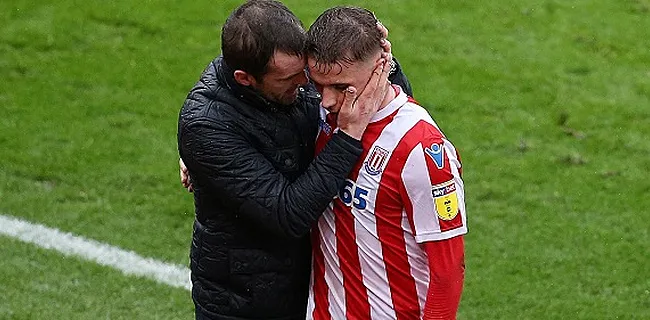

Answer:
[422,237,465,320]
[399,128,467,319]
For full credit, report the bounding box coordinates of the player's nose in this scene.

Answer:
[320,87,338,111]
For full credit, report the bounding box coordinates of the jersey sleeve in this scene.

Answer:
[400,130,467,243]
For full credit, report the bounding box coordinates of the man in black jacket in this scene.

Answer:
[178,1,411,319]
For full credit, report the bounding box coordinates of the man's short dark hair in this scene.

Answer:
[221,0,305,80]
[306,6,381,69]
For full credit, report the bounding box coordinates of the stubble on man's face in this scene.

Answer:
[254,51,308,106]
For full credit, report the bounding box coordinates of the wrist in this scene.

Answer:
[339,126,363,140]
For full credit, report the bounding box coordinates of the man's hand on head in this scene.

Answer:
[377,21,392,55]
[376,20,389,39]
[377,21,396,76]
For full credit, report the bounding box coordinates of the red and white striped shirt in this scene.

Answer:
[309,86,467,320]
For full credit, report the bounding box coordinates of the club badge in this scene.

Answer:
[364,146,390,176]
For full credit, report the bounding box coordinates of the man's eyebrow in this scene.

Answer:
[279,70,304,80]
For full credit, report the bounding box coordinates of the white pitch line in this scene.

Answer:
[0,214,191,291]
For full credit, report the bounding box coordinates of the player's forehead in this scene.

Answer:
[307,57,357,85]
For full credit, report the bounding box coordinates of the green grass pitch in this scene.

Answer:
[1,0,649,319]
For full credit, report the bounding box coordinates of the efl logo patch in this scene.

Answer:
[364,146,390,176]
[432,180,459,221]
[425,143,445,169]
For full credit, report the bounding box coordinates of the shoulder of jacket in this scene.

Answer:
[295,84,322,117]
[299,84,322,100]
[179,88,241,130]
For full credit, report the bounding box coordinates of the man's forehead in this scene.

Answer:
[269,51,305,72]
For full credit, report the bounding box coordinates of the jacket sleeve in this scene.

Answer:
[179,117,362,239]
[389,57,413,97]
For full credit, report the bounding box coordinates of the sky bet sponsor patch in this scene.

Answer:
[431,180,463,231]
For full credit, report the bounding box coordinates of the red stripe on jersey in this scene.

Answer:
[419,124,463,232]
[374,122,429,319]
[311,227,330,320]
[398,120,447,242]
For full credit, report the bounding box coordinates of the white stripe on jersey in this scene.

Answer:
[307,265,315,318]
[401,208,430,318]
[320,208,346,319]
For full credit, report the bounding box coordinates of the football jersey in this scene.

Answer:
[308,86,467,320]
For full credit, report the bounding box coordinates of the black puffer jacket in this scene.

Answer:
[178,56,365,320]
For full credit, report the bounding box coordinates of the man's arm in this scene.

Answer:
[180,118,362,239]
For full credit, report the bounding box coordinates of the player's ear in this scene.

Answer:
[233,70,256,87]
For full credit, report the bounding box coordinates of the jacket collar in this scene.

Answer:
[214,56,295,112]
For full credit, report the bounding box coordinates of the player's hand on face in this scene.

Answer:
[337,58,391,140]
[179,158,193,192]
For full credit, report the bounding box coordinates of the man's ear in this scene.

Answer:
[233,70,256,87]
